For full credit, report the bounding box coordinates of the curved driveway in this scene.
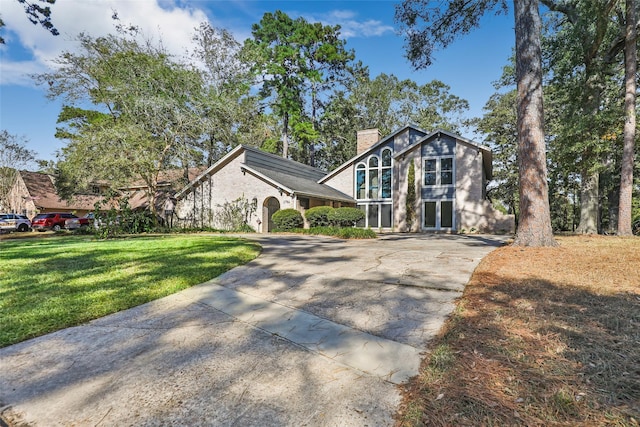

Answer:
[0,233,507,426]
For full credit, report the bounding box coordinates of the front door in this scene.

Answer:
[264,197,280,232]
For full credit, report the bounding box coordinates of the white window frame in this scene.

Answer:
[422,199,455,230]
[423,156,455,187]
[358,202,393,229]
[354,149,393,201]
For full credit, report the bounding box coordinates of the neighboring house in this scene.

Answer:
[5,168,206,222]
[174,125,514,233]
[6,171,103,219]
[120,166,206,219]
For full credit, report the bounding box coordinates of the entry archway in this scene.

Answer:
[263,197,280,232]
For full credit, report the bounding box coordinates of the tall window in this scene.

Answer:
[424,156,454,186]
[355,147,393,229]
[424,200,454,229]
[355,148,393,200]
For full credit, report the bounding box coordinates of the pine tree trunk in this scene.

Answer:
[618,0,637,236]
[282,112,289,159]
[576,170,599,234]
[513,0,557,247]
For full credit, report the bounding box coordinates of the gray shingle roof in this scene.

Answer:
[242,146,354,203]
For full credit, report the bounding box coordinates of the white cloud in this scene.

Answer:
[302,9,394,39]
[0,0,209,86]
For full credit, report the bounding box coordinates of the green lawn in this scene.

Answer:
[0,235,260,347]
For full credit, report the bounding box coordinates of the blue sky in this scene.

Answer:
[0,0,514,165]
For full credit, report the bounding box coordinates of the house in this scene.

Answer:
[174,125,514,233]
[321,125,514,232]
[6,170,104,219]
[174,145,354,232]
[5,168,206,222]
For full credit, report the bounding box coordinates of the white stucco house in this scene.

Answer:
[174,125,515,233]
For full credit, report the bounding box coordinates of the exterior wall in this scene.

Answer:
[322,166,354,198]
[420,134,456,202]
[6,174,36,217]
[175,153,292,233]
[393,149,421,232]
[455,142,515,233]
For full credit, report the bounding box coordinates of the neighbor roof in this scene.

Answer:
[20,171,104,211]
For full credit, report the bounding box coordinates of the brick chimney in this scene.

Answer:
[356,128,381,155]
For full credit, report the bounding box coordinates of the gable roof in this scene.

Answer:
[320,125,493,183]
[394,128,493,179]
[175,145,354,203]
[20,171,104,211]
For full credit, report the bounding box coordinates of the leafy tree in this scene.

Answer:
[0,0,59,44]
[397,0,556,246]
[36,31,209,220]
[477,89,520,223]
[0,131,36,211]
[316,70,471,170]
[245,11,354,163]
[542,0,629,234]
[191,23,263,166]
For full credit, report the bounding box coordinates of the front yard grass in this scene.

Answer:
[0,235,260,347]
[396,236,640,426]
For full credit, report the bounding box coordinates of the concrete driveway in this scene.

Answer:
[0,233,507,426]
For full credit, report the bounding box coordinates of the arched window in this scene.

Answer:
[355,150,393,201]
[356,163,366,199]
[381,148,392,198]
[368,155,380,198]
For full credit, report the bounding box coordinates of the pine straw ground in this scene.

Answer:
[396,236,640,427]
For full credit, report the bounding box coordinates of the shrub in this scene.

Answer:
[305,206,334,227]
[284,226,377,239]
[215,196,257,231]
[272,209,303,230]
[328,207,365,227]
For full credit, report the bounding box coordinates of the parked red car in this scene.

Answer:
[32,212,87,232]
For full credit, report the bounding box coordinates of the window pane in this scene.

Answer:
[381,204,392,228]
[425,159,436,171]
[356,205,366,227]
[441,158,452,171]
[424,172,436,186]
[368,204,379,228]
[369,156,379,167]
[441,171,453,185]
[356,169,366,199]
[424,159,436,186]
[382,149,392,166]
[381,168,391,198]
[369,170,379,198]
[424,202,436,228]
[441,158,453,185]
[441,201,453,228]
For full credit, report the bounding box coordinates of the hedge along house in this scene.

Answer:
[173,145,355,232]
[320,125,515,233]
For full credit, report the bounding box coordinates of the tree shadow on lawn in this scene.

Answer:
[0,237,261,347]
[399,273,640,426]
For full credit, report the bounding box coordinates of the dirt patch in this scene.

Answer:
[397,236,640,426]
